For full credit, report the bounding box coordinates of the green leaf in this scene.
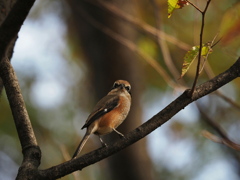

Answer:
[168,0,179,18]
[180,46,199,78]
[180,43,213,78]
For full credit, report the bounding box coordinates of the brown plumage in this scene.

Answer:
[72,80,131,159]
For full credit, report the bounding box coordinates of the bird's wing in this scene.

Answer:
[81,95,120,129]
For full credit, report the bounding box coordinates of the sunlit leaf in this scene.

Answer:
[180,45,199,78]
[201,43,213,57]
[180,43,213,78]
[168,0,188,18]
[168,0,178,18]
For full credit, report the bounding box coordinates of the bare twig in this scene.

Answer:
[186,0,203,13]
[189,0,212,96]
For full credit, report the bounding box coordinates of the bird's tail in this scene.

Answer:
[72,133,90,159]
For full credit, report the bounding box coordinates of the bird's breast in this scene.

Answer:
[95,95,131,135]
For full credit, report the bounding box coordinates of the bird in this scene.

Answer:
[72,80,131,159]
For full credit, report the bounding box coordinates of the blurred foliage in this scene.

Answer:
[0,0,240,179]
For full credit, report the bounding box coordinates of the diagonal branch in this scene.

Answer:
[39,57,240,179]
[87,0,191,51]
[197,102,240,151]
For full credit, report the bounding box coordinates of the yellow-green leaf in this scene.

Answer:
[201,43,213,57]
[168,0,179,18]
[180,46,199,78]
[180,43,213,78]
[168,0,188,18]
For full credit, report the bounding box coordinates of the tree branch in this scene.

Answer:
[0,1,41,179]
[0,0,35,61]
[39,57,240,179]
[197,102,240,151]
[0,58,38,148]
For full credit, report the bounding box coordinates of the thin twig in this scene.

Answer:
[211,37,222,48]
[189,0,212,96]
[186,0,203,13]
[199,32,218,73]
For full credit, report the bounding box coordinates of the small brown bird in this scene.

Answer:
[72,80,131,159]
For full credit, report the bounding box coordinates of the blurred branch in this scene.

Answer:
[87,0,191,51]
[215,91,240,110]
[77,6,178,89]
[150,0,181,81]
[198,102,240,151]
[197,103,229,139]
[202,130,240,151]
[39,57,240,179]
[204,62,240,111]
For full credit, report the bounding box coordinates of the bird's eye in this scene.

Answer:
[113,82,120,89]
[125,85,131,92]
